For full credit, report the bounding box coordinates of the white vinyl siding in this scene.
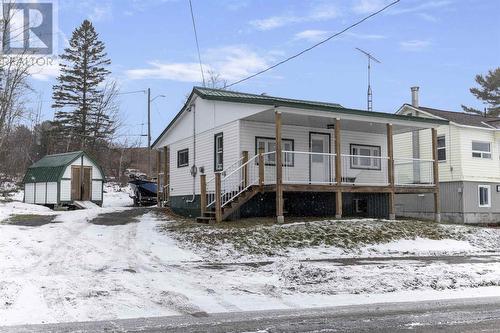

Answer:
[92,180,103,201]
[460,127,499,182]
[168,120,240,196]
[60,179,71,201]
[35,183,46,204]
[46,182,58,204]
[24,183,34,203]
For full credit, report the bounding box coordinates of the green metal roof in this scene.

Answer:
[194,87,344,109]
[23,151,104,183]
[152,87,449,148]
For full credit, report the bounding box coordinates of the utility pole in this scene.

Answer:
[147,88,151,176]
[356,48,381,111]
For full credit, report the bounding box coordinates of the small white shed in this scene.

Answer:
[23,151,105,206]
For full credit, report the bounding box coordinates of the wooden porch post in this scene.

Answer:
[258,147,265,191]
[215,172,222,223]
[156,150,161,207]
[432,128,441,223]
[387,123,396,220]
[164,146,170,203]
[200,174,207,216]
[334,118,342,219]
[275,110,284,224]
[242,151,249,188]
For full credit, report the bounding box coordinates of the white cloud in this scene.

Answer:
[250,3,339,31]
[294,30,331,43]
[294,30,386,43]
[400,39,431,51]
[388,0,452,15]
[29,57,60,81]
[125,46,273,83]
[352,0,390,14]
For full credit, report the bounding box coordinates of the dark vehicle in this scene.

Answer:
[128,175,157,206]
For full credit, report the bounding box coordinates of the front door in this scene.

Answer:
[71,166,81,200]
[309,133,331,183]
[82,167,92,201]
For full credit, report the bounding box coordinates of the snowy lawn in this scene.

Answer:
[1,198,500,326]
[160,218,500,261]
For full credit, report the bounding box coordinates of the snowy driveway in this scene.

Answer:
[1,207,500,326]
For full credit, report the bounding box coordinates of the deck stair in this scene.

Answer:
[196,185,259,223]
[197,152,264,223]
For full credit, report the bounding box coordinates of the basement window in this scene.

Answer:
[478,185,491,208]
[437,135,446,161]
[472,141,491,159]
[177,149,189,168]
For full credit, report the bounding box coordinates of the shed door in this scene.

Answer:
[71,166,92,201]
[71,166,81,200]
[82,167,92,201]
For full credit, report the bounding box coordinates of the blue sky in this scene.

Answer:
[30,0,500,145]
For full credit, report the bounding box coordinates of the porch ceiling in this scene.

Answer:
[243,107,437,134]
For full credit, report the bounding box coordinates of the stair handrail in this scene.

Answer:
[220,154,259,208]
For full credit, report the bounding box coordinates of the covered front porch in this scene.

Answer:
[200,106,441,223]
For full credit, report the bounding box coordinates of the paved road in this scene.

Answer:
[2,297,500,333]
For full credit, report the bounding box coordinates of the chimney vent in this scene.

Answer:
[411,86,419,108]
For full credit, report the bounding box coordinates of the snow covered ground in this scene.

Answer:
[1,193,500,326]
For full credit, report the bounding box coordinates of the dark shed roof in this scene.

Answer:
[411,105,500,129]
[23,151,103,183]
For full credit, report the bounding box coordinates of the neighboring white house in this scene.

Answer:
[153,87,446,222]
[23,151,105,207]
[395,87,500,224]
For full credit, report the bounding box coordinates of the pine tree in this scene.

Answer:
[52,20,113,151]
[461,67,500,117]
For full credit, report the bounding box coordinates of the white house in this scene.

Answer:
[153,87,447,223]
[395,87,500,224]
[23,151,105,207]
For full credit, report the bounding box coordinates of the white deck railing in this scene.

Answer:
[282,151,336,184]
[394,158,434,186]
[341,154,389,186]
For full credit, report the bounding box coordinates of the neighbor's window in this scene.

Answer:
[177,149,189,168]
[478,185,491,208]
[255,137,294,166]
[350,144,381,170]
[437,135,446,161]
[472,141,491,159]
[214,133,223,171]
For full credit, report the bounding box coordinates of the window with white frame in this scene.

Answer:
[350,144,381,170]
[437,135,446,161]
[214,133,223,171]
[478,185,491,207]
[255,137,294,166]
[472,141,491,159]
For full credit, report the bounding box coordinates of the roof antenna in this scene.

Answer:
[356,47,381,111]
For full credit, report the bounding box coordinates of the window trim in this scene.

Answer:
[177,148,189,168]
[254,136,295,167]
[472,141,492,159]
[349,144,382,171]
[478,185,491,208]
[437,135,446,162]
[214,132,224,171]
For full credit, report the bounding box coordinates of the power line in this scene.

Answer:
[225,0,400,89]
[188,0,206,87]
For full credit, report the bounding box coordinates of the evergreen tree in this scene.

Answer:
[461,67,500,117]
[52,20,113,151]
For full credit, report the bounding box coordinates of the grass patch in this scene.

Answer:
[3,214,56,227]
[160,217,479,258]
